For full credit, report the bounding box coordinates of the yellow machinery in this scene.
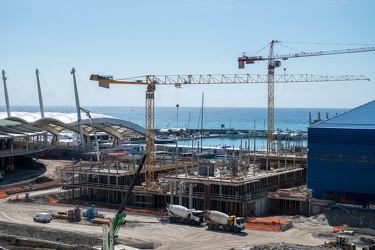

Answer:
[90,73,369,188]
[324,235,356,250]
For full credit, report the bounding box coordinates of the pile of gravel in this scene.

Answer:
[0,220,101,249]
[230,243,330,250]
[32,176,54,184]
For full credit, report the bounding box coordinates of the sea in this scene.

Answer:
[5,106,348,150]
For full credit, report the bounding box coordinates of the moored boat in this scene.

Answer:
[224,129,247,138]
[199,151,216,159]
[154,134,177,144]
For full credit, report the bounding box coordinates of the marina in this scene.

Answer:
[3,105,321,151]
[43,127,308,153]
[3,105,347,132]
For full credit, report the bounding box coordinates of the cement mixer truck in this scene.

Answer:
[166,204,205,225]
[205,210,245,233]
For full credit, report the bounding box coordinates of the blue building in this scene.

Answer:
[307,101,375,208]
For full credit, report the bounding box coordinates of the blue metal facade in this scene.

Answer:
[307,101,375,204]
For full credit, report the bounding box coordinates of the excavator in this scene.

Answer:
[324,235,356,250]
[101,153,149,250]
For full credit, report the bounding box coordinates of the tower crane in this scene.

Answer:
[238,40,375,153]
[90,72,369,187]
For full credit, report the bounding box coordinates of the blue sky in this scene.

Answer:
[1,0,374,108]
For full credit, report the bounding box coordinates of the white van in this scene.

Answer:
[33,212,52,223]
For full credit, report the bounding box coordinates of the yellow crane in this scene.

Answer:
[90,73,369,187]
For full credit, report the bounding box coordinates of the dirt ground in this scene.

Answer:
[1,157,375,250]
[0,157,71,187]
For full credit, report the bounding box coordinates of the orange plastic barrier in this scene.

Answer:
[49,197,58,203]
[8,195,20,202]
[246,223,281,231]
[247,217,281,224]
[0,191,7,199]
[246,217,288,231]
[7,187,23,193]
[0,179,60,200]
[333,225,348,232]
[0,187,24,196]
[31,180,60,189]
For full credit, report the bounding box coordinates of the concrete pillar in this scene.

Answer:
[107,176,110,203]
[179,182,183,205]
[170,182,174,205]
[189,183,193,209]
[204,184,211,210]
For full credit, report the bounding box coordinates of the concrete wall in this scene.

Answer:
[310,198,335,215]
[253,197,269,217]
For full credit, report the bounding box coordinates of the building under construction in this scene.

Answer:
[59,147,309,217]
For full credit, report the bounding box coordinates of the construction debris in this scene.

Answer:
[230,243,329,250]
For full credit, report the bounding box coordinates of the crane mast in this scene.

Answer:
[267,40,277,153]
[145,78,155,188]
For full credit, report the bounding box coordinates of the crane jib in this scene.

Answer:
[238,46,375,62]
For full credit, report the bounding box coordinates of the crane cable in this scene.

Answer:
[246,42,272,57]
[282,42,375,46]
[246,41,375,58]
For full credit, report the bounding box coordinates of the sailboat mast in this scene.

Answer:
[200,93,204,152]
[188,111,191,131]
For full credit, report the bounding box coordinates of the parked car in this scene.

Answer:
[33,213,52,223]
